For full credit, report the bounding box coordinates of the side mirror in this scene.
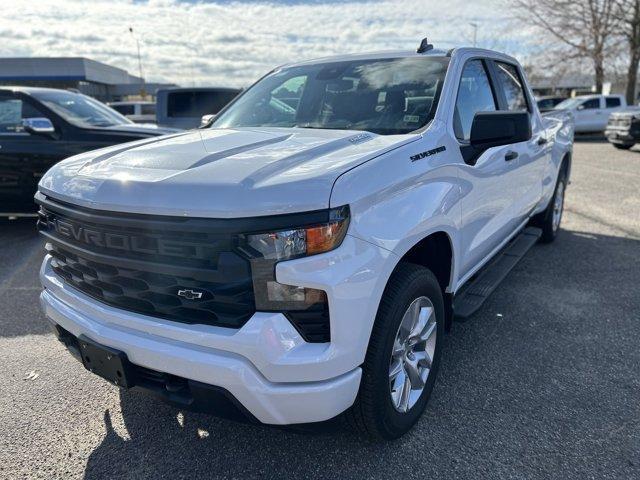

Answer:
[462,111,531,165]
[199,114,215,128]
[577,105,585,111]
[22,117,56,137]
[471,110,531,149]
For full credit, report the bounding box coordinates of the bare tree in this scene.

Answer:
[509,0,620,93]
[615,0,640,103]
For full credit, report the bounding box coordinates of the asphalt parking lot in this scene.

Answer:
[0,141,638,480]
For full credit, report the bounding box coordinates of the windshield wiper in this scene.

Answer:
[294,124,341,130]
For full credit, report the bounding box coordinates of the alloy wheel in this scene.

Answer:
[389,296,437,413]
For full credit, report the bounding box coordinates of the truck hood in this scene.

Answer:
[99,123,181,136]
[39,127,418,217]
[609,108,640,120]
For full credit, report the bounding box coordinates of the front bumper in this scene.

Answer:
[605,126,638,144]
[40,234,396,424]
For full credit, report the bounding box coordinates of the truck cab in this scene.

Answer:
[37,43,574,439]
[554,94,626,132]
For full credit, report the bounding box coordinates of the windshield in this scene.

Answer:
[554,98,584,110]
[32,90,132,127]
[212,57,449,135]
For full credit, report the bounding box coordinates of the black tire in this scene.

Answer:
[346,263,444,440]
[612,143,634,150]
[531,166,567,243]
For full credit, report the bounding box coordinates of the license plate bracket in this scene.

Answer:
[77,335,136,389]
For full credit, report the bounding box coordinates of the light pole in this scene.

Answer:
[470,22,478,48]
[128,27,146,98]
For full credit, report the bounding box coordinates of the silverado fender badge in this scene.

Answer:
[411,145,446,162]
[177,289,204,300]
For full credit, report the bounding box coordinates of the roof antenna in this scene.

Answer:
[417,37,434,54]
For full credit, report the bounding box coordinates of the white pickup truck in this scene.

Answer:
[553,94,628,133]
[37,40,574,439]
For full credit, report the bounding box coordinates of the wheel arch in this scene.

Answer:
[561,150,572,180]
[391,231,455,331]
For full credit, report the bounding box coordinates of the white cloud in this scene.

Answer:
[5,0,533,87]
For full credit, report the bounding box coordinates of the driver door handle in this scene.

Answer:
[505,151,518,161]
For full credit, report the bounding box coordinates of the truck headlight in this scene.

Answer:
[241,206,349,311]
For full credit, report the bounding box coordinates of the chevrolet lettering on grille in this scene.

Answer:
[46,216,210,260]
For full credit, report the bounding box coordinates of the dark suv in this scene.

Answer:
[0,87,177,215]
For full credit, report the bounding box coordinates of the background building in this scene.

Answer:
[0,57,176,102]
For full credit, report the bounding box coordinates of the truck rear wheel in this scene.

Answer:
[346,263,444,440]
[532,166,567,243]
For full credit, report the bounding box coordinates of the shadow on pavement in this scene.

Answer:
[82,229,640,479]
[573,133,607,143]
[0,218,50,337]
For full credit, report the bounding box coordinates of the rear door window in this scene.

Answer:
[495,62,528,111]
[605,97,621,108]
[454,60,497,141]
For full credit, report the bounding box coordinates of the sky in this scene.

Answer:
[4,0,534,88]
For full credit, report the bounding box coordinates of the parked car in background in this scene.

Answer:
[156,87,241,129]
[0,87,177,216]
[605,111,640,149]
[108,101,156,124]
[536,96,566,112]
[553,94,627,133]
[37,42,574,439]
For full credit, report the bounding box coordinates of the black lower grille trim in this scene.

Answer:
[286,307,331,343]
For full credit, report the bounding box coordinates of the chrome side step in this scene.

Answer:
[453,227,542,320]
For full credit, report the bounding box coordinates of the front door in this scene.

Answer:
[454,59,523,278]
[574,97,603,132]
[0,93,70,214]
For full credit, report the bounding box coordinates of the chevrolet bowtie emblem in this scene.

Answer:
[177,289,204,300]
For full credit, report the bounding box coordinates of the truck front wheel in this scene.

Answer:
[346,263,444,439]
[612,143,634,150]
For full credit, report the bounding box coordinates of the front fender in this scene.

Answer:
[330,133,464,292]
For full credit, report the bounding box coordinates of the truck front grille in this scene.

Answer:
[608,117,632,128]
[37,196,255,328]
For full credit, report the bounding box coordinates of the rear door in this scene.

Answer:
[455,59,523,277]
[491,60,547,221]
